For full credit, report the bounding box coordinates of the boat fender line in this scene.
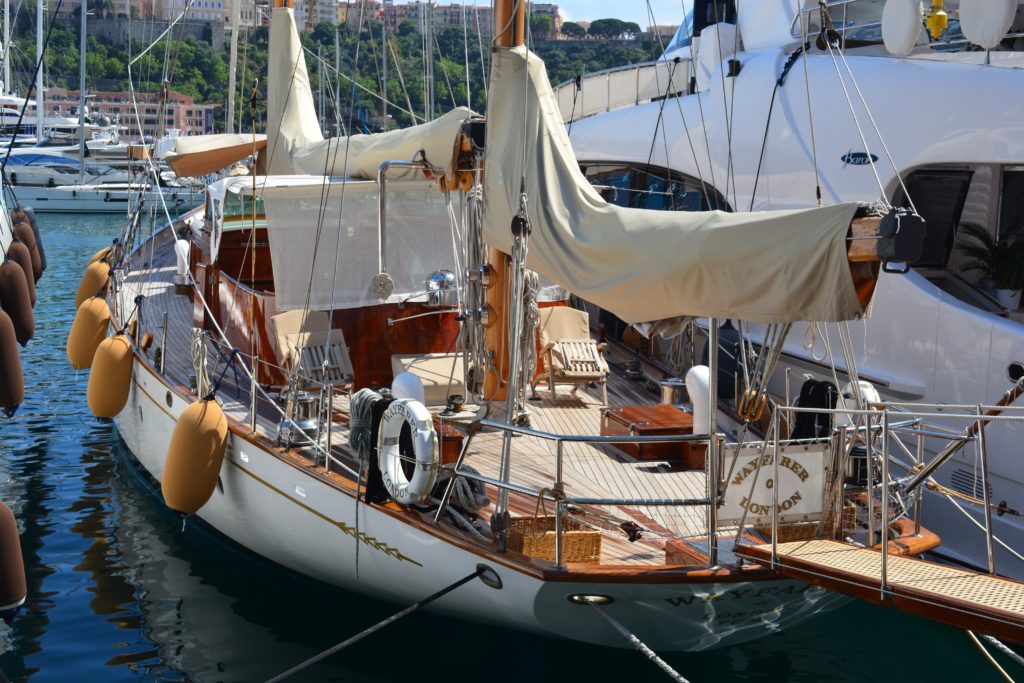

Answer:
[67,297,111,370]
[377,398,438,506]
[0,310,23,417]
[0,500,26,623]
[21,206,45,273]
[12,222,41,282]
[363,391,394,504]
[5,241,35,308]
[89,246,113,265]
[162,398,228,515]
[266,565,501,683]
[349,388,383,453]
[74,260,110,309]
[87,334,134,418]
[582,598,690,683]
[0,259,34,345]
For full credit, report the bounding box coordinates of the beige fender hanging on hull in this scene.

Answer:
[163,399,228,514]
[0,260,33,345]
[6,242,35,308]
[87,334,134,418]
[67,297,111,370]
[0,310,24,417]
[0,500,26,619]
[75,261,109,309]
[12,223,41,282]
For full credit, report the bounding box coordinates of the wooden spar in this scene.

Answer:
[482,0,526,400]
[273,0,293,8]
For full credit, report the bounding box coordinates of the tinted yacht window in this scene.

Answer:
[894,169,973,268]
[581,163,729,212]
[1000,169,1024,242]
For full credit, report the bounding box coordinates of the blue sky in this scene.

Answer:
[555,1,685,27]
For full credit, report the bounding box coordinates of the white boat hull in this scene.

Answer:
[116,359,844,651]
[15,185,202,213]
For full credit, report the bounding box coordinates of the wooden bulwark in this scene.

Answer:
[741,540,1024,644]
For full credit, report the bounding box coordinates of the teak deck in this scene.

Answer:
[742,540,1024,644]
[118,228,712,569]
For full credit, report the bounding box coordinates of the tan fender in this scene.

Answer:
[6,241,35,308]
[0,500,26,618]
[0,260,33,345]
[67,297,111,370]
[75,261,110,309]
[163,399,228,514]
[0,310,23,417]
[12,223,41,282]
[87,334,134,418]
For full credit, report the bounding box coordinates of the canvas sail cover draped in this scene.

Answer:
[483,47,864,324]
[265,6,473,180]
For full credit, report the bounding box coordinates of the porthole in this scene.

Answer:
[1008,362,1024,383]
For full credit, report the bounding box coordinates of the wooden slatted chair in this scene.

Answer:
[270,310,353,386]
[535,306,609,405]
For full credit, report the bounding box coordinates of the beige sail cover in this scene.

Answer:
[484,47,863,324]
[265,6,473,180]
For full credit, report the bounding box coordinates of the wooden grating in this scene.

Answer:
[742,540,1024,644]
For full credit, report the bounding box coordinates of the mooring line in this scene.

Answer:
[588,601,689,683]
[266,564,501,682]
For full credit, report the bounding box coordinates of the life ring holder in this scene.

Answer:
[378,398,439,505]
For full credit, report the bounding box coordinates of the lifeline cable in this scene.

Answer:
[265,567,489,682]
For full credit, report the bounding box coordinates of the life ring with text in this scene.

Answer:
[377,398,438,505]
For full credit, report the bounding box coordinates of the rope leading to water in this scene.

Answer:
[265,567,490,683]
[588,602,689,683]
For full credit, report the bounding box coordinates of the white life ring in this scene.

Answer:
[377,398,438,505]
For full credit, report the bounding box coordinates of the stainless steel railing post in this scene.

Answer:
[771,408,780,565]
[250,354,258,433]
[555,498,564,570]
[160,310,168,374]
[978,405,996,575]
[914,420,924,535]
[881,410,890,597]
[865,411,876,543]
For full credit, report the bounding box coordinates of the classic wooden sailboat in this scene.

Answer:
[68,0,1024,660]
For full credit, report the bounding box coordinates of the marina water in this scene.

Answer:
[0,212,999,681]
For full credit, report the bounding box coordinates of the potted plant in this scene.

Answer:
[959,223,1024,310]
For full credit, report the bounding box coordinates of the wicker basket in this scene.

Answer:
[755,522,821,543]
[507,515,602,564]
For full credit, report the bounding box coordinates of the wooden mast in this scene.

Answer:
[482,0,525,401]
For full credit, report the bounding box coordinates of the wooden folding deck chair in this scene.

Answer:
[535,306,609,405]
[270,309,354,386]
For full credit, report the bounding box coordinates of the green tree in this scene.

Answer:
[529,14,553,41]
[561,21,586,39]
[588,18,626,39]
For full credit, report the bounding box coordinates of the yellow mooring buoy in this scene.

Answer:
[162,399,228,514]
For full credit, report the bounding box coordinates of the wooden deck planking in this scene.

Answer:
[119,234,712,566]
[742,540,1024,644]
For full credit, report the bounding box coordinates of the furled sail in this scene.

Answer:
[484,46,863,325]
[265,6,473,180]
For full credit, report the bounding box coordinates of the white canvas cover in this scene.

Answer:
[484,47,863,324]
[249,177,458,311]
[265,6,473,181]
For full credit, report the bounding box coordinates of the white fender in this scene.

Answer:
[378,398,438,505]
[835,380,882,428]
[882,0,923,57]
[685,365,711,434]
[960,0,1016,50]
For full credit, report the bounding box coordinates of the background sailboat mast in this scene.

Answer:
[482,0,524,401]
[380,16,386,130]
[3,0,9,94]
[78,0,86,184]
[35,0,44,140]
[226,0,240,133]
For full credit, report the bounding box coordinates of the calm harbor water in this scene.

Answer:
[0,211,1006,681]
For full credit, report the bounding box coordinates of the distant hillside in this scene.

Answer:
[9,15,659,132]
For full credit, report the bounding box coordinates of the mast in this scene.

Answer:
[78,0,86,184]
[482,0,525,402]
[226,0,240,134]
[423,2,433,122]
[380,12,387,131]
[3,0,9,95]
[334,25,340,136]
[35,0,44,141]
[317,44,323,134]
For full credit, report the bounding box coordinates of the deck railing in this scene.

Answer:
[553,59,691,124]
[435,416,720,569]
